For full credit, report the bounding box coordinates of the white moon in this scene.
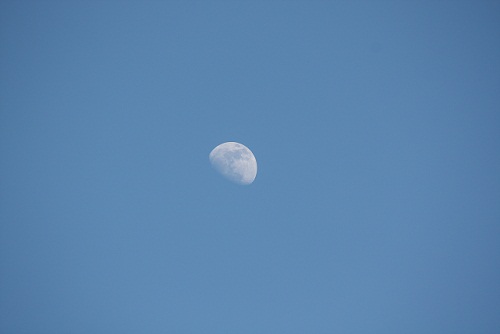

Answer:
[209,142,257,185]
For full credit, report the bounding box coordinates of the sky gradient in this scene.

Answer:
[1,1,500,333]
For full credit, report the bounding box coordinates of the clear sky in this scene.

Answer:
[1,1,499,333]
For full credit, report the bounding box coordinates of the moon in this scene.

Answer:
[209,142,257,185]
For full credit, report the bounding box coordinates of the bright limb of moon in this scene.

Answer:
[209,142,257,185]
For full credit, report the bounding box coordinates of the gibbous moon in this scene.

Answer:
[209,142,257,185]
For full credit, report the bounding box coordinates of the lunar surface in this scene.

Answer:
[209,142,257,185]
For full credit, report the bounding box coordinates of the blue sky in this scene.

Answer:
[1,1,499,333]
